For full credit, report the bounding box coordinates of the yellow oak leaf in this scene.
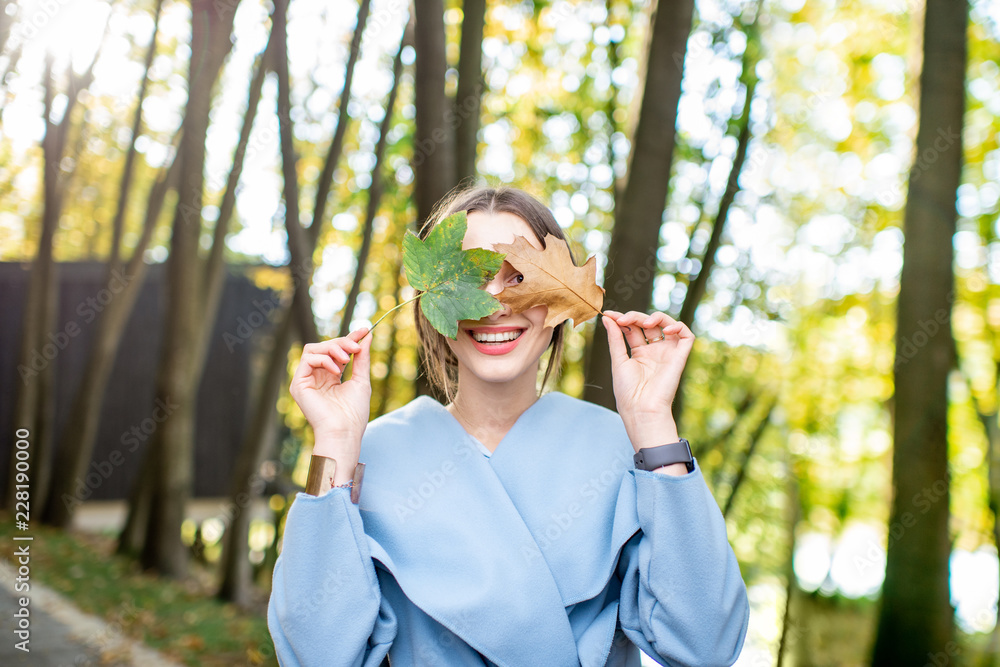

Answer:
[492,234,605,328]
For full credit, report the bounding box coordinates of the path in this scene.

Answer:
[0,560,182,667]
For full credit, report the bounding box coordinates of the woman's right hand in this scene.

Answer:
[289,328,373,462]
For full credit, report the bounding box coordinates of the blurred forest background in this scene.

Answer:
[0,0,998,664]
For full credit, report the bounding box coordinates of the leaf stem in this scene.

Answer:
[360,293,421,339]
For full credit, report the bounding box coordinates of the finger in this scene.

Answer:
[658,320,694,343]
[348,327,373,388]
[346,327,369,346]
[304,351,345,374]
[327,344,351,365]
[293,349,327,380]
[661,321,686,336]
[301,352,344,378]
[303,339,352,365]
[643,326,665,344]
[612,311,650,348]
[602,315,630,367]
[306,335,362,357]
[623,311,681,345]
[639,311,676,329]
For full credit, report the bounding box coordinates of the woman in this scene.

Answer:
[267,186,749,667]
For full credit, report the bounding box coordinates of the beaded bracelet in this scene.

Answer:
[305,454,365,503]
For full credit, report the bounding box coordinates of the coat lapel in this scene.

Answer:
[358,395,580,667]
[486,392,641,606]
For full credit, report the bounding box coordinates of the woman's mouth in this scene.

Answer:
[466,328,525,355]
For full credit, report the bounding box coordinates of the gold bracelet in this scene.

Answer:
[305,454,365,504]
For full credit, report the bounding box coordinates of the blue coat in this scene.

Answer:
[268,391,749,666]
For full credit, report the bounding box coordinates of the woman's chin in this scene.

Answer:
[461,361,539,387]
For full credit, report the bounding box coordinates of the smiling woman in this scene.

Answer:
[268,184,749,667]
[416,186,575,406]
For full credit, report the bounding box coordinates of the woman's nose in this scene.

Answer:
[488,300,511,318]
[483,276,511,315]
[484,274,504,296]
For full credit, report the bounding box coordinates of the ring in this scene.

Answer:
[645,333,665,343]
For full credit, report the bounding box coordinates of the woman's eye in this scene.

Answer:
[513,274,523,284]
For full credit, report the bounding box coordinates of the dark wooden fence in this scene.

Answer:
[0,262,281,500]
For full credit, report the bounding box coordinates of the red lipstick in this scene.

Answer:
[463,326,526,356]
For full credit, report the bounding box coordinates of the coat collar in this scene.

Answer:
[358,392,640,667]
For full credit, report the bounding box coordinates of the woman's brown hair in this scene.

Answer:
[414,184,577,403]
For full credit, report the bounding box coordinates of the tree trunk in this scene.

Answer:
[273,0,319,345]
[0,0,13,55]
[115,3,255,545]
[776,452,800,667]
[215,0,373,602]
[0,43,22,113]
[413,0,455,230]
[217,312,290,605]
[983,365,1000,667]
[43,0,166,527]
[984,408,1000,666]
[583,0,694,410]
[693,389,756,462]
[604,0,623,210]
[412,0,454,400]
[307,0,370,245]
[581,0,624,385]
[140,0,240,577]
[44,160,178,527]
[376,273,402,417]
[672,49,758,429]
[7,55,68,513]
[676,21,760,328]
[138,53,260,553]
[28,46,109,514]
[721,398,772,519]
[453,0,485,185]
[870,0,966,661]
[959,355,1000,667]
[117,449,156,556]
[192,26,271,375]
[340,37,404,337]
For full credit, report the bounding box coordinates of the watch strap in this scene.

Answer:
[633,439,694,472]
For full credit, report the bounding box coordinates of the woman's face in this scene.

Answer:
[444,210,553,389]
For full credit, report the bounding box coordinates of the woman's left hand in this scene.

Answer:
[601,309,694,451]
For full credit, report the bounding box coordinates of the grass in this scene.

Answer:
[0,514,278,666]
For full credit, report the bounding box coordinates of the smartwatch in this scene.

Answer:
[633,439,694,473]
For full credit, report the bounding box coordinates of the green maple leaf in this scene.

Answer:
[401,211,505,339]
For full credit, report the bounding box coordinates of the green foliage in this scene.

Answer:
[402,211,505,339]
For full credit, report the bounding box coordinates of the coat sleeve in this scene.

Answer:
[616,462,749,667]
[268,488,397,667]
